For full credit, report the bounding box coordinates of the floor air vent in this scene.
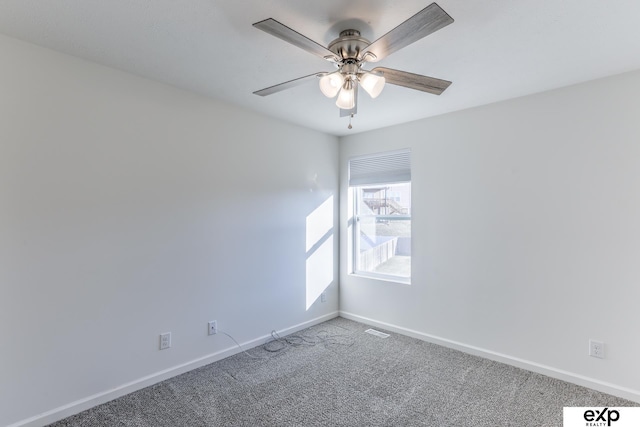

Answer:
[365,329,390,338]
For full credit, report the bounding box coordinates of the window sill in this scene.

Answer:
[349,272,411,285]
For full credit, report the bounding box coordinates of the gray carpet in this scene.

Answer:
[49,317,633,426]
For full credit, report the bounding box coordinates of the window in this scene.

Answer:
[349,149,411,283]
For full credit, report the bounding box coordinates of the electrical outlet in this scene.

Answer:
[321,292,327,303]
[208,320,218,335]
[589,339,604,359]
[160,332,171,350]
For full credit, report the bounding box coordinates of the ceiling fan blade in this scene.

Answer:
[362,3,453,62]
[373,67,451,95]
[253,19,338,62]
[253,73,325,96]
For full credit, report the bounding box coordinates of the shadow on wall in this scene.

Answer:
[305,195,334,310]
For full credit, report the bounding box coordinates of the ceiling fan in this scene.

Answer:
[252,2,454,125]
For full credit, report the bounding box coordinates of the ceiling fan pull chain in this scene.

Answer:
[348,113,354,130]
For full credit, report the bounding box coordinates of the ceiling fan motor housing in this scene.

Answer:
[328,29,371,61]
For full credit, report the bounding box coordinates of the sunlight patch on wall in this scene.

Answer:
[306,196,333,252]
[305,195,334,310]
[306,235,334,310]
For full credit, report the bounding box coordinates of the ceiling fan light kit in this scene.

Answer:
[336,78,356,110]
[359,71,386,99]
[319,72,344,98]
[253,2,454,127]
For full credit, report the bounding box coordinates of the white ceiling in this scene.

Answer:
[1,0,639,136]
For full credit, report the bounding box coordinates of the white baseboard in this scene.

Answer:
[339,311,640,404]
[10,311,339,427]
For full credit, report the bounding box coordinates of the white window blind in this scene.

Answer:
[348,149,411,186]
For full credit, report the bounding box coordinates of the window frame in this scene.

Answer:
[351,182,412,285]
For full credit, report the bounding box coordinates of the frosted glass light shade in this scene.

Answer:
[319,72,344,98]
[359,72,386,98]
[335,85,355,110]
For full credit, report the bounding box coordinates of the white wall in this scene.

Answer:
[0,34,339,426]
[340,69,640,402]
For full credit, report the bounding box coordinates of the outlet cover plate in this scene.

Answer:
[160,332,171,350]
[589,339,604,359]
[208,320,217,335]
